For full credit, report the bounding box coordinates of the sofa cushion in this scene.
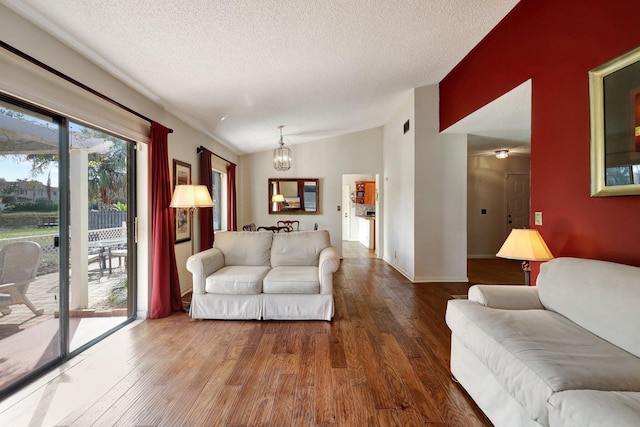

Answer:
[213,231,272,266]
[446,300,640,425]
[537,257,640,358]
[270,230,330,267]
[547,390,640,427]
[263,266,319,294]
[205,266,270,294]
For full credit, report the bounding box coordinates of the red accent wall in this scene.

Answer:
[440,0,640,279]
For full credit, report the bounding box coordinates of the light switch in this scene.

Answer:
[534,212,543,226]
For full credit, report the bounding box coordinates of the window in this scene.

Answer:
[606,165,640,186]
[212,168,227,231]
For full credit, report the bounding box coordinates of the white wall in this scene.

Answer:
[238,128,383,257]
[383,92,416,279]
[467,154,530,257]
[414,85,467,282]
[382,85,467,283]
[165,115,236,295]
[1,4,236,314]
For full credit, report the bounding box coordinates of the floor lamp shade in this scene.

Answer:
[496,229,554,261]
[169,185,213,257]
[497,229,553,285]
[170,185,214,208]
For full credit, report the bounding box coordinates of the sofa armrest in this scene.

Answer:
[318,246,340,295]
[186,247,224,294]
[468,285,543,310]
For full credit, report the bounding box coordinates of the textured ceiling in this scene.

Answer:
[4,0,521,154]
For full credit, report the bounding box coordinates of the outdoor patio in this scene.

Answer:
[0,258,129,390]
[0,258,127,339]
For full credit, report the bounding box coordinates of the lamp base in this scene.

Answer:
[521,260,531,286]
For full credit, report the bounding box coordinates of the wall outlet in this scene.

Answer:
[534,211,543,226]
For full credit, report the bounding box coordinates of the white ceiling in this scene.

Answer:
[4,0,523,155]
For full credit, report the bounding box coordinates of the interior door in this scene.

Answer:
[505,173,530,235]
[341,184,350,240]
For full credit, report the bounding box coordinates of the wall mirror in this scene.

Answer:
[589,46,640,197]
[269,178,319,214]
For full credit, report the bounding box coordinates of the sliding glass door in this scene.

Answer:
[0,98,62,391]
[0,95,136,396]
[67,121,135,352]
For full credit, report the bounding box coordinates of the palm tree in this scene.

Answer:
[87,139,127,207]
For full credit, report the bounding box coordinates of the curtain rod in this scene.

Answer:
[0,41,173,133]
[197,145,235,165]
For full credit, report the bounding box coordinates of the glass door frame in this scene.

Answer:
[0,93,137,398]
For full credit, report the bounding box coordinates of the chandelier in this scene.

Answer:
[273,125,292,171]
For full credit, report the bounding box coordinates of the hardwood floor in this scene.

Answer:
[0,248,491,426]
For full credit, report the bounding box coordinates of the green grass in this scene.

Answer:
[0,211,57,217]
[0,227,59,239]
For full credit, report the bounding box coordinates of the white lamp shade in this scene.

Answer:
[272,193,285,202]
[496,229,554,261]
[170,185,213,208]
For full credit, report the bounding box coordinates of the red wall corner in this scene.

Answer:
[441,0,640,273]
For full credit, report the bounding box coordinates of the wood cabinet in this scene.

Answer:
[355,181,375,204]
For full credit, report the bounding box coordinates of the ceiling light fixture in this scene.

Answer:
[495,149,509,159]
[273,125,292,171]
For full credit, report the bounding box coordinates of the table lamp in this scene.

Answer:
[272,193,287,210]
[170,184,214,255]
[496,228,553,285]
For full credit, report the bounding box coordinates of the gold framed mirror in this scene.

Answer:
[268,178,319,214]
[589,46,640,197]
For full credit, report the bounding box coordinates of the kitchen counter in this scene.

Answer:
[357,216,375,249]
[356,214,375,220]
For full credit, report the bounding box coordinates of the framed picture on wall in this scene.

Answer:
[589,46,640,196]
[173,160,191,243]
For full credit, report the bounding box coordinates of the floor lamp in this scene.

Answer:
[496,229,554,285]
[169,184,214,256]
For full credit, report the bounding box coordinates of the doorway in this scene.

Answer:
[341,173,379,258]
[0,95,136,396]
[505,173,530,235]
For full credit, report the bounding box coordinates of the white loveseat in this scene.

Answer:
[186,230,340,320]
[446,257,640,427]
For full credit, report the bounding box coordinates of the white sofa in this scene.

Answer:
[186,230,340,320]
[446,257,640,427]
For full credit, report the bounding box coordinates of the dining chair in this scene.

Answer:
[242,223,256,231]
[277,220,300,232]
[257,225,290,233]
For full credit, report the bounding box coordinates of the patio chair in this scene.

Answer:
[0,241,44,316]
[88,249,103,278]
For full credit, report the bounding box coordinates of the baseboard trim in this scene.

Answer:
[382,257,468,283]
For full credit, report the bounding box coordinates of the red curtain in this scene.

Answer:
[149,122,182,318]
[227,163,237,231]
[199,147,214,251]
